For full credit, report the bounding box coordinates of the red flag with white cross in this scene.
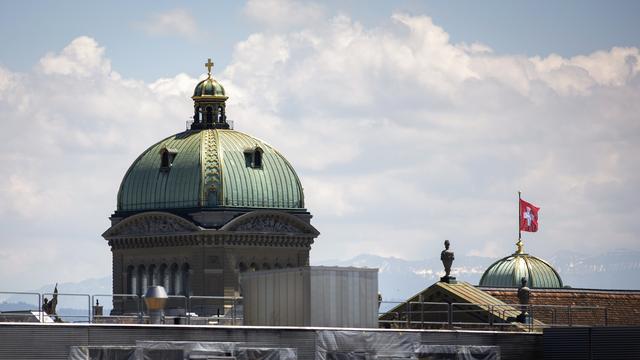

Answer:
[519,199,540,232]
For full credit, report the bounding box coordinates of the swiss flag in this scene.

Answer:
[520,199,540,232]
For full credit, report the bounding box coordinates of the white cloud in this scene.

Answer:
[1,6,640,290]
[149,73,198,98]
[244,0,325,30]
[0,36,196,290]
[139,8,198,39]
[39,36,112,77]
[221,10,640,262]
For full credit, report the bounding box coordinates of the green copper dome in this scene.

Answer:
[117,129,305,212]
[479,243,563,288]
[193,78,226,98]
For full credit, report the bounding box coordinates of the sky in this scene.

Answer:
[1,0,639,291]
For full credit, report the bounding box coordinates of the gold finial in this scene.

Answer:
[205,58,214,77]
[515,240,524,254]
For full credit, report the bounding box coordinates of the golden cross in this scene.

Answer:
[205,58,214,76]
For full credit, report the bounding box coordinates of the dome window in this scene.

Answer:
[218,106,226,123]
[160,148,178,171]
[205,106,214,125]
[244,147,263,169]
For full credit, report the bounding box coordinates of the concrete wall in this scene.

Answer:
[241,267,378,328]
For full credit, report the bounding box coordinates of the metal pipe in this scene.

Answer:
[489,305,494,328]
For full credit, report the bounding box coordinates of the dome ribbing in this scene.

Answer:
[479,246,563,288]
[117,129,305,212]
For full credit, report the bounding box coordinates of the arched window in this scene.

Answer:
[205,106,213,125]
[194,106,200,122]
[137,265,147,295]
[181,263,190,296]
[170,263,180,295]
[159,264,169,290]
[238,262,248,273]
[217,106,223,123]
[126,265,136,294]
[148,264,157,286]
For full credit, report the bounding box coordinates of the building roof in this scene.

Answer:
[481,287,640,326]
[379,281,543,331]
[117,129,305,212]
[479,243,563,288]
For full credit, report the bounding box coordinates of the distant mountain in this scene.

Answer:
[29,276,112,295]
[314,253,491,301]
[3,249,638,316]
[314,249,640,301]
[550,249,640,289]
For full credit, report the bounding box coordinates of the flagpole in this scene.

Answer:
[518,191,521,241]
[517,191,523,254]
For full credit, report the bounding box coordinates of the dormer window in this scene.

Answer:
[160,148,178,171]
[244,147,263,169]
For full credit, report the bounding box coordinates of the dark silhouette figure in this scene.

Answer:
[517,277,531,323]
[42,283,61,322]
[440,240,456,283]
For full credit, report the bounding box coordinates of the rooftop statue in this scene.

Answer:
[517,277,531,323]
[42,283,61,322]
[440,240,456,284]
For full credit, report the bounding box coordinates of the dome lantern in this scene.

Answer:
[191,58,229,130]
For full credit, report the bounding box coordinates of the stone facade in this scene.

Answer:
[103,210,319,315]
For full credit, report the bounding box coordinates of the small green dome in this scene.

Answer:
[117,129,304,212]
[193,77,226,98]
[479,248,563,288]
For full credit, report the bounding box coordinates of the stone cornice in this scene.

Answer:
[103,211,201,239]
[108,233,314,250]
[220,210,320,235]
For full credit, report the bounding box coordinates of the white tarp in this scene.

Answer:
[316,330,500,360]
[68,346,136,360]
[415,345,500,360]
[69,332,498,360]
[69,342,296,360]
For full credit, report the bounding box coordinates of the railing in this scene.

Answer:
[92,294,141,324]
[42,293,91,323]
[378,301,609,332]
[188,295,242,325]
[0,291,242,325]
[0,291,42,322]
[1,292,608,330]
[185,119,235,130]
